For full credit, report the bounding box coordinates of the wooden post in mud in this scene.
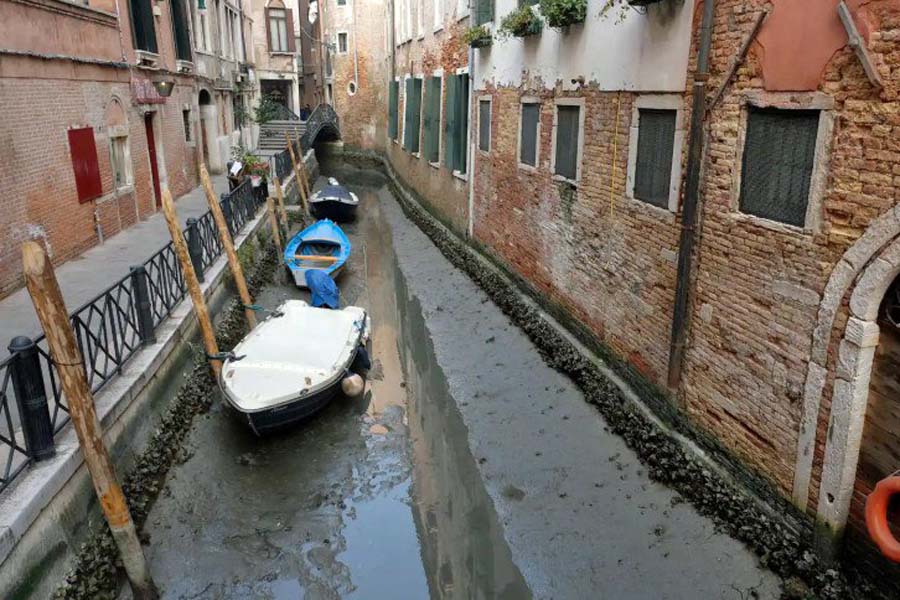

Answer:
[272,175,289,232]
[21,242,159,600]
[200,164,257,329]
[266,196,284,256]
[285,133,309,213]
[160,188,222,378]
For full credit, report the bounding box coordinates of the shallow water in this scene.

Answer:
[142,159,780,599]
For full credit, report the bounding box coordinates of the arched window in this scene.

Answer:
[266,0,295,53]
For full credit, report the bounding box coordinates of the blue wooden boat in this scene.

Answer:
[284,219,351,288]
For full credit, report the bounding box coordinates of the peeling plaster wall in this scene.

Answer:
[474,0,695,92]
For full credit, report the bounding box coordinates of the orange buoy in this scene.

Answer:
[865,476,900,562]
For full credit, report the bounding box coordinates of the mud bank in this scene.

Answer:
[52,239,279,600]
[340,150,884,600]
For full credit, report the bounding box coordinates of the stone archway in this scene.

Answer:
[792,204,900,511]
[815,239,900,539]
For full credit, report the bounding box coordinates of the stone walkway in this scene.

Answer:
[0,174,231,344]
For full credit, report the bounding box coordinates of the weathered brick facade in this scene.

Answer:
[0,0,256,298]
[340,0,900,574]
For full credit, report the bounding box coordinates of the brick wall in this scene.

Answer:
[0,58,200,298]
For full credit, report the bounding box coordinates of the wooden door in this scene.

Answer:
[145,113,162,209]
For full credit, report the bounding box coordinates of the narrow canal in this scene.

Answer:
[142,159,782,599]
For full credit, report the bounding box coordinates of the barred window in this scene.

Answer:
[739,107,820,227]
[634,109,677,208]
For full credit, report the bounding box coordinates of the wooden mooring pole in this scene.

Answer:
[21,242,158,600]
[160,188,222,378]
[266,196,284,257]
[273,175,289,230]
[285,133,309,213]
[200,165,257,329]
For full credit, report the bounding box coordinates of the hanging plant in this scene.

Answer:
[497,5,543,39]
[538,0,586,28]
[463,25,493,48]
[601,0,665,21]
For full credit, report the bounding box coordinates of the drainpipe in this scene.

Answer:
[666,0,715,389]
[466,44,475,238]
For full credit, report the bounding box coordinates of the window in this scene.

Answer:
[519,101,539,168]
[267,6,295,53]
[388,80,400,140]
[474,0,493,25]
[68,127,102,203]
[444,72,469,173]
[553,102,582,182]
[633,109,677,208]
[129,0,158,53]
[478,98,491,153]
[183,109,193,142]
[433,0,442,30]
[739,107,820,227]
[338,32,348,53]
[403,77,423,153]
[194,7,210,51]
[338,0,347,5]
[171,0,192,61]
[422,76,442,162]
[109,130,132,189]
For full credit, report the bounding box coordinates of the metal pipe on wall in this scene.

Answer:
[666,0,715,389]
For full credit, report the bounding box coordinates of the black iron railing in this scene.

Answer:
[0,178,267,493]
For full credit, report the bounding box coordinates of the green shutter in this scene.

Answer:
[445,75,458,169]
[475,0,494,25]
[424,76,441,162]
[403,78,414,150]
[634,109,677,208]
[388,81,399,140]
[455,74,469,173]
[409,78,422,153]
[519,103,539,166]
[554,105,579,180]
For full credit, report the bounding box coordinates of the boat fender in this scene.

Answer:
[865,475,900,562]
[341,373,365,397]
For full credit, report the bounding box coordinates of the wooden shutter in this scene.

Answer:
[68,127,103,203]
[265,7,272,51]
[455,74,469,173]
[554,105,579,180]
[475,0,493,25]
[520,103,539,166]
[634,109,676,208]
[409,78,422,153]
[444,75,457,169]
[423,80,434,158]
[478,99,490,152]
[739,107,819,227]
[403,78,413,150]
[388,81,399,140]
[285,9,296,52]
[424,77,441,162]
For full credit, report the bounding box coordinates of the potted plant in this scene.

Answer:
[538,0,586,28]
[246,159,269,187]
[497,5,543,39]
[463,25,493,48]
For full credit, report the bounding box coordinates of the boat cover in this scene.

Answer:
[313,185,357,205]
[305,270,340,308]
[220,300,367,412]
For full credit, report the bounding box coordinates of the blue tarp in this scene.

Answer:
[305,270,341,309]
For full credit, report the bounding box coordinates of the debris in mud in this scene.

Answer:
[364,153,885,600]
[54,238,279,600]
[369,424,389,435]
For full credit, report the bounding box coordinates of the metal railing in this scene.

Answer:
[0,179,267,493]
[270,133,303,181]
[300,103,339,151]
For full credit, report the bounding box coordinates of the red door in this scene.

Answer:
[145,113,162,208]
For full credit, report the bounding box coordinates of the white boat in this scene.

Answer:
[219,299,370,435]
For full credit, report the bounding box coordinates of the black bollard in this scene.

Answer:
[8,336,55,461]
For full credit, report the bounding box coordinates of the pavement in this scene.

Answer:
[0,174,231,345]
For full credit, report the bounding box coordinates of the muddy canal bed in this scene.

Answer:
[142,162,781,599]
